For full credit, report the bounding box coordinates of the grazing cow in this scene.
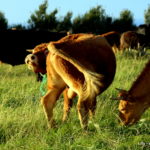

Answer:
[100,31,120,53]
[113,60,150,125]
[120,31,148,51]
[25,33,116,129]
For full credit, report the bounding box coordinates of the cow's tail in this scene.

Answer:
[82,70,104,100]
[48,43,104,100]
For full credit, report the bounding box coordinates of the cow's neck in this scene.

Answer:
[129,60,150,102]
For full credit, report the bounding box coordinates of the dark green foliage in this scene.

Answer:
[57,12,73,32]
[26,3,136,33]
[144,5,150,24]
[0,1,144,33]
[112,9,136,32]
[28,0,58,31]
[0,11,8,30]
[72,6,112,34]
[26,2,136,33]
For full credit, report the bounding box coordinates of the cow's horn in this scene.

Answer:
[26,49,34,53]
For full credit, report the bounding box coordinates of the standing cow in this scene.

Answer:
[25,33,116,129]
[113,60,150,125]
[120,31,147,51]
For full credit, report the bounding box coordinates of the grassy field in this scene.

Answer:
[0,52,149,150]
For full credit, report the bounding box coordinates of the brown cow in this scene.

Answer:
[114,60,150,125]
[25,33,116,129]
[120,31,147,51]
[100,31,120,53]
[25,43,76,121]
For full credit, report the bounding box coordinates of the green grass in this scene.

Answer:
[0,53,149,150]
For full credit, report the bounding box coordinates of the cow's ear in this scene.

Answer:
[44,49,49,55]
[111,88,130,101]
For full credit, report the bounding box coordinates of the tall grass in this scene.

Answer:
[0,53,149,150]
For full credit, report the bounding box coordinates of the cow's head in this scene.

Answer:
[25,43,48,74]
[113,89,147,126]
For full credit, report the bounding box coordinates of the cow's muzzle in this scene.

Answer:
[25,54,38,70]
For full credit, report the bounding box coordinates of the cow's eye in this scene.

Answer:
[31,55,35,60]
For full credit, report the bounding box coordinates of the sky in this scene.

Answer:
[0,0,149,26]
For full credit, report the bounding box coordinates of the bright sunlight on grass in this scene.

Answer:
[0,52,149,150]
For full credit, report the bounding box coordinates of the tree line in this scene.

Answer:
[0,0,150,34]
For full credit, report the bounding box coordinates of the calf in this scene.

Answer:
[25,43,76,121]
[25,33,116,129]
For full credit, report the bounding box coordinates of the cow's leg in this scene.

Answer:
[62,88,76,121]
[77,95,97,129]
[77,98,90,129]
[88,97,97,119]
[41,87,64,128]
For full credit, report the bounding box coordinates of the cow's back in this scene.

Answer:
[48,34,116,92]
[100,31,120,47]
